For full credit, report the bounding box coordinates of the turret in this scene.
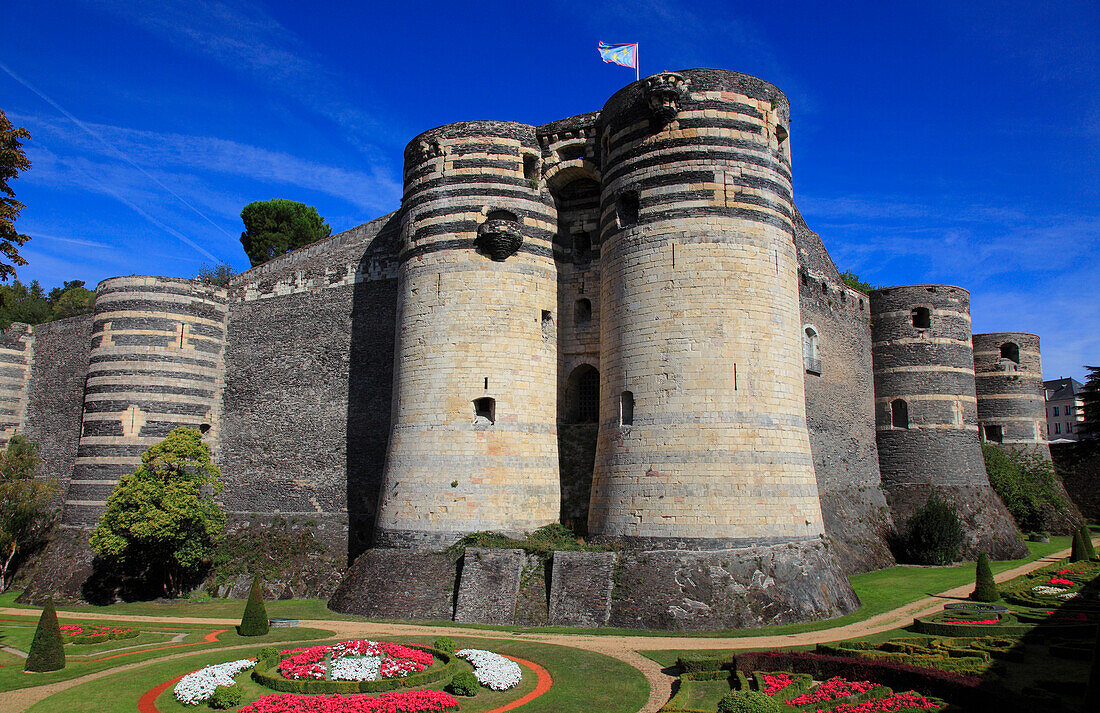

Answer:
[973,332,1049,453]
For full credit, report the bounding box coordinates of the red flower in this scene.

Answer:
[786,676,875,705]
[238,689,459,712]
[1047,578,1075,586]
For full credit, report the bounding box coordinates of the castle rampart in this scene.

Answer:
[973,332,1048,451]
[870,286,1026,558]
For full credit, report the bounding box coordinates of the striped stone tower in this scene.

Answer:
[0,323,34,449]
[869,285,1026,558]
[373,121,561,548]
[973,333,1050,453]
[62,276,227,527]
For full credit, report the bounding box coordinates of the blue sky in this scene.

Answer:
[2,0,1097,380]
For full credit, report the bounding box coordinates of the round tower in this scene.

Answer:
[373,121,560,548]
[589,68,824,548]
[869,286,1026,558]
[973,332,1050,453]
[63,276,227,528]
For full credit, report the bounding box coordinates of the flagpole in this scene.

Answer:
[636,44,640,82]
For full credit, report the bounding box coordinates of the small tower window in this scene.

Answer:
[572,232,591,262]
[523,154,539,182]
[617,190,639,227]
[567,365,600,423]
[574,298,592,324]
[912,307,931,329]
[620,391,634,426]
[1000,342,1020,364]
[486,209,518,223]
[199,423,211,435]
[776,124,788,147]
[891,399,909,429]
[983,424,1003,443]
[474,397,495,425]
[803,326,820,375]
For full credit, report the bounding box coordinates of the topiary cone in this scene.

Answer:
[24,597,66,672]
[1080,524,1097,560]
[970,552,999,602]
[238,575,269,636]
[1071,528,1088,562]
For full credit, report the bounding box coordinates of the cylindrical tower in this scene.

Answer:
[373,121,560,548]
[869,285,1025,558]
[63,276,227,528]
[973,332,1049,453]
[589,69,825,548]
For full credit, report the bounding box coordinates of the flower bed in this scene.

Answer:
[174,658,256,705]
[252,643,459,695]
[239,690,459,713]
[912,609,1033,637]
[59,623,140,644]
[455,649,522,691]
[1001,559,1100,608]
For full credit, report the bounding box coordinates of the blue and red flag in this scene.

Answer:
[598,42,638,74]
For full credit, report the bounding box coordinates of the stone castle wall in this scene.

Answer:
[0,323,35,449]
[973,332,1049,450]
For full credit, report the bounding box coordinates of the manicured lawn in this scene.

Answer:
[666,677,732,710]
[29,635,649,713]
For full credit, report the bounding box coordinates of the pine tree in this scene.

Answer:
[238,575,269,636]
[1071,528,1089,562]
[970,553,999,602]
[23,597,65,672]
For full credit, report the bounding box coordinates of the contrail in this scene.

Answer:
[1,61,233,259]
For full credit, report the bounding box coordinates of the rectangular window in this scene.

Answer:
[1053,406,1059,417]
[1066,422,1072,433]
[1055,423,1061,434]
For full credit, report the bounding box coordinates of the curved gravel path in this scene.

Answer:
[0,545,1077,713]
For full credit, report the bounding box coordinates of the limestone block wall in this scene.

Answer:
[870,286,1025,558]
[22,315,93,491]
[589,68,824,547]
[0,323,34,449]
[793,212,893,573]
[374,121,561,548]
[973,332,1049,451]
[218,215,399,558]
[62,276,228,528]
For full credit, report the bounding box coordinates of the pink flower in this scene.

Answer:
[1048,578,1075,586]
[761,672,793,695]
[238,690,459,713]
[786,676,875,706]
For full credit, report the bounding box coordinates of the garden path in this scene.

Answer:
[0,544,1080,713]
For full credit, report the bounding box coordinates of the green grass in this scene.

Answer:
[666,677,732,710]
[28,635,649,713]
[0,590,358,621]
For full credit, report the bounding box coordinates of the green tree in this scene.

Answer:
[982,444,1067,532]
[1078,365,1100,443]
[1071,528,1089,562]
[24,597,65,672]
[196,262,236,287]
[0,279,95,329]
[1080,523,1097,560]
[239,199,330,267]
[238,575,269,636]
[0,436,56,591]
[901,491,965,565]
[839,269,876,295]
[0,110,32,281]
[89,427,225,597]
[970,552,999,602]
[46,280,95,320]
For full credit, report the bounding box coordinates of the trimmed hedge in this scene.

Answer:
[24,598,65,673]
[717,690,782,713]
[66,627,140,644]
[677,652,734,673]
[446,671,479,697]
[972,553,1000,602]
[251,644,459,694]
[239,575,270,636]
[210,683,243,709]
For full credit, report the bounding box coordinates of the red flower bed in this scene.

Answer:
[1047,578,1075,586]
[785,676,874,706]
[761,672,793,695]
[277,641,434,680]
[828,691,942,712]
[1054,570,1079,574]
[239,690,458,713]
[59,624,134,637]
[942,619,998,625]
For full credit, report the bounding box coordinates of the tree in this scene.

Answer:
[1077,366,1100,443]
[0,279,95,329]
[0,110,32,281]
[1071,527,1089,562]
[900,491,964,565]
[89,427,225,597]
[196,262,236,287]
[238,575,269,636]
[24,597,65,672]
[1080,523,1097,560]
[0,436,56,591]
[45,280,95,320]
[239,199,330,267]
[839,269,876,295]
[970,553,999,602]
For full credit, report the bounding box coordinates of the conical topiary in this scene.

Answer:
[1071,528,1089,562]
[970,553,999,602]
[238,575,269,636]
[24,597,65,672]
[1080,524,1097,560]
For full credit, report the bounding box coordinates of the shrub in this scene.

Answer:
[971,553,999,602]
[678,652,732,672]
[433,637,455,653]
[901,492,964,565]
[24,597,65,672]
[1080,523,1097,560]
[210,683,243,709]
[239,575,269,636]
[717,690,783,713]
[446,671,479,696]
[258,646,281,661]
[982,444,1068,532]
[1072,528,1089,562]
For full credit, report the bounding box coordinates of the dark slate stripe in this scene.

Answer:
[410,203,554,223]
[400,239,554,264]
[676,117,763,134]
[450,158,518,171]
[89,353,218,369]
[97,283,226,302]
[77,443,151,459]
[618,204,794,235]
[86,367,216,383]
[82,400,211,416]
[604,146,790,186]
[84,383,215,398]
[0,366,26,377]
[403,174,535,202]
[449,143,520,157]
[412,220,555,244]
[101,334,172,348]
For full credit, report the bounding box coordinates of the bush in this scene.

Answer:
[1072,528,1089,562]
[210,683,243,709]
[901,492,964,565]
[258,646,281,661]
[971,553,999,602]
[239,575,269,636]
[433,637,455,653]
[717,690,783,713]
[446,671,479,696]
[982,444,1068,532]
[678,652,732,672]
[1080,523,1097,560]
[24,597,65,672]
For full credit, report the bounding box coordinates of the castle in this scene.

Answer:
[4,68,1051,629]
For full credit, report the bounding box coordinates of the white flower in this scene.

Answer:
[1058,591,1080,600]
[1032,585,1067,595]
[174,659,255,705]
[456,648,522,691]
[329,655,382,681]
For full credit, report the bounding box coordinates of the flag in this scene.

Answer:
[597,42,638,69]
